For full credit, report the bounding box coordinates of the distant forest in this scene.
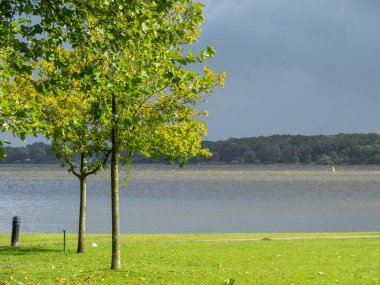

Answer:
[2,134,380,165]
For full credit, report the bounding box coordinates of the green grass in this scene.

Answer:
[0,233,379,284]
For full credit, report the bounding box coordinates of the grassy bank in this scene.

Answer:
[1,233,379,284]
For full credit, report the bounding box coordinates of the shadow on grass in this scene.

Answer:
[0,246,61,255]
[79,267,132,275]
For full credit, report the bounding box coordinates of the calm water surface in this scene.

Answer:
[0,164,379,233]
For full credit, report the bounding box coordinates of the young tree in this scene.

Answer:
[8,68,111,253]
[46,97,111,254]
[2,0,225,269]
[93,1,225,269]
[40,50,114,252]
[41,90,111,253]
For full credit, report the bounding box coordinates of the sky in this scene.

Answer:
[3,0,380,145]
[198,0,380,140]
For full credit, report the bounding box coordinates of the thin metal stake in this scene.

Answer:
[63,230,66,253]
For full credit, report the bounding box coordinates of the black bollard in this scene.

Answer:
[63,230,66,253]
[11,216,20,246]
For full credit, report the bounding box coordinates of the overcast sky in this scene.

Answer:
[199,0,380,140]
[4,0,380,145]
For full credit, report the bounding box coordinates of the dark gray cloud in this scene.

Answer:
[197,0,380,140]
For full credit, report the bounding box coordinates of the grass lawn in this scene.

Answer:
[0,232,379,284]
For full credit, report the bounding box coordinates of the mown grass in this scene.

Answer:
[0,232,379,284]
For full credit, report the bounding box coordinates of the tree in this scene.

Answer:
[10,55,112,253]
[6,69,108,253]
[85,1,224,269]
[38,51,113,253]
[220,142,249,162]
[2,0,225,269]
[256,143,281,163]
[281,145,299,163]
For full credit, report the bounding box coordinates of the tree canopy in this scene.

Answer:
[197,134,380,165]
[1,0,225,269]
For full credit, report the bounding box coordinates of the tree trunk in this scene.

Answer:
[77,155,87,253]
[111,93,121,270]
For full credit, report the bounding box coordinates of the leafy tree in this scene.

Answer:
[256,143,281,163]
[79,1,225,269]
[7,70,111,253]
[220,142,249,162]
[46,84,110,252]
[38,52,112,253]
[2,0,225,270]
[282,145,299,163]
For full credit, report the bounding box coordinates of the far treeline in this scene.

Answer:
[3,133,380,165]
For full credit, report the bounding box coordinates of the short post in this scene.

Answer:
[11,216,20,246]
[63,230,66,253]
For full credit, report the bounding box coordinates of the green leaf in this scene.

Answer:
[18,18,32,24]
[32,24,43,35]
[24,3,34,14]
[141,22,148,32]
[11,21,21,33]
[206,46,216,57]
[20,64,33,75]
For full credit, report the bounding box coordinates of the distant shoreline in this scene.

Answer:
[2,133,380,165]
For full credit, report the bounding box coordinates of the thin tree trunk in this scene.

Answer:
[111,93,121,270]
[77,155,87,253]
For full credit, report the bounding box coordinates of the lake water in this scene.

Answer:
[0,164,379,234]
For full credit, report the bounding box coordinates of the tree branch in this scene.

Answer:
[84,149,112,177]
[65,156,81,178]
